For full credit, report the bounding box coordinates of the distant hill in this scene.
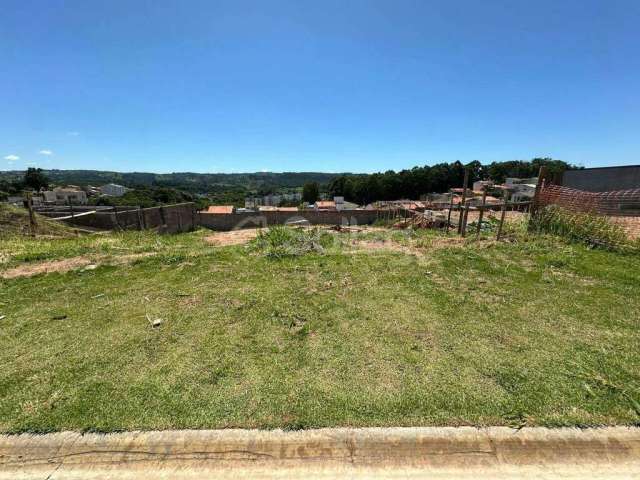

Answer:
[0,169,346,194]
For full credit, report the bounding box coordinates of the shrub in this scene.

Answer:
[248,226,332,258]
[531,205,632,251]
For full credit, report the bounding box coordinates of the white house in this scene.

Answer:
[504,177,538,202]
[100,183,128,197]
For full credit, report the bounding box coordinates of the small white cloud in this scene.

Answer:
[4,154,19,161]
[38,149,53,155]
[67,131,80,136]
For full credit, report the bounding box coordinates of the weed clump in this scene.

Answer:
[531,205,635,251]
[248,226,333,258]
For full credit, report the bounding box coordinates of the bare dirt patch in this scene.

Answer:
[1,257,93,279]
[350,239,422,256]
[0,253,156,279]
[204,229,261,246]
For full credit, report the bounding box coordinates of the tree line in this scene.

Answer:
[324,158,575,205]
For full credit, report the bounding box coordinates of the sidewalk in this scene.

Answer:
[1,427,639,479]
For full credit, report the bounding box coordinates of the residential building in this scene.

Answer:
[100,183,128,197]
[43,188,88,205]
[502,177,538,202]
[473,180,494,191]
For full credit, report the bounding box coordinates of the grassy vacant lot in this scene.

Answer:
[0,224,639,432]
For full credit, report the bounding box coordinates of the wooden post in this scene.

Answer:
[26,192,37,237]
[476,189,487,238]
[530,165,548,217]
[461,202,470,237]
[496,191,510,240]
[445,191,454,234]
[457,169,469,234]
[528,165,548,231]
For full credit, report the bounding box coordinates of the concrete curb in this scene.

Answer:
[1,427,639,479]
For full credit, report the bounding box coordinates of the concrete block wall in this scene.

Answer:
[60,203,197,233]
[198,209,380,231]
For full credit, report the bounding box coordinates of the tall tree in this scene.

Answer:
[302,181,320,203]
[23,168,49,191]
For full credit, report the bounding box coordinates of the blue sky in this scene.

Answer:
[1,0,639,173]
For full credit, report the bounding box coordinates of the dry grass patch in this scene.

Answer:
[204,229,260,246]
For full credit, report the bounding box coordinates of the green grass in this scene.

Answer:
[0,203,75,240]
[0,226,639,432]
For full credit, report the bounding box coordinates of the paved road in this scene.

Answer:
[1,427,639,479]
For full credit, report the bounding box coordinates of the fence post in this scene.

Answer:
[496,191,510,240]
[445,191,454,233]
[26,192,37,237]
[457,169,469,234]
[476,189,487,238]
[528,166,548,231]
[461,202,470,237]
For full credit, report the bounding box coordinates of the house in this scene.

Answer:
[315,200,336,211]
[473,180,494,191]
[501,177,538,202]
[42,188,88,205]
[100,183,128,197]
[205,205,235,214]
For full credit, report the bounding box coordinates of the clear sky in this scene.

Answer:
[1,0,639,173]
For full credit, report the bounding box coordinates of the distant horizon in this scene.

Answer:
[3,160,640,177]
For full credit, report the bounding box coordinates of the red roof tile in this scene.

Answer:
[206,205,235,214]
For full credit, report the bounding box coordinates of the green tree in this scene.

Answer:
[302,181,320,203]
[23,167,49,191]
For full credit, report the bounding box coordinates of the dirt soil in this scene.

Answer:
[204,229,261,246]
[350,239,423,256]
[0,253,156,279]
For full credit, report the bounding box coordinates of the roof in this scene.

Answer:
[400,201,424,210]
[206,205,234,214]
[277,207,299,212]
[316,201,336,208]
